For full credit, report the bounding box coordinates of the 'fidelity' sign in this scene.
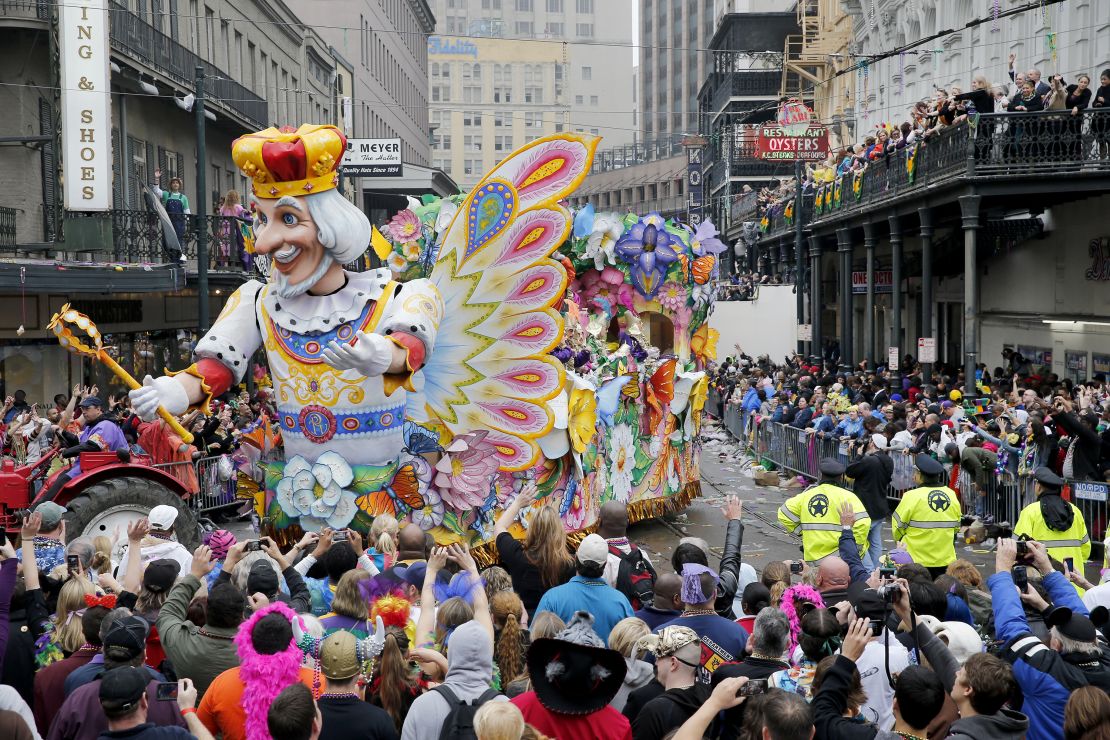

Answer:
[60,0,112,210]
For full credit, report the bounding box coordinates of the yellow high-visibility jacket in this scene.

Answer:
[779,483,871,562]
[892,486,961,568]
[1014,498,1091,571]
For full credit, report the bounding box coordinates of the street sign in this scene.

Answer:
[342,138,403,177]
[887,346,899,369]
[918,337,937,363]
[851,270,893,294]
[756,124,830,162]
[797,324,812,341]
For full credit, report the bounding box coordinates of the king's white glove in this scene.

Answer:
[321,331,395,377]
[129,375,190,421]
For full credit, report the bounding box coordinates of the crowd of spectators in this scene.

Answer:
[714,273,786,302]
[750,63,1110,222]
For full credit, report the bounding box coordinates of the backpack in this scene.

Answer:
[609,543,657,610]
[433,685,501,740]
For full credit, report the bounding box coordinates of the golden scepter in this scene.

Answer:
[48,304,194,443]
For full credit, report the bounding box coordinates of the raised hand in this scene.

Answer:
[320,331,395,377]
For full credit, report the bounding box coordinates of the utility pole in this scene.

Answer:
[794,160,804,355]
[195,66,210,333]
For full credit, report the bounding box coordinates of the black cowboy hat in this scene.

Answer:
[525,611,627,715]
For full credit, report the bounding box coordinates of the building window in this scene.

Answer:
[494,134,513,151]
[546,22,564,36]
[581,66,592,80]
[546,0,563,11]
[515,0,533,9]
[441,63,451,78]
[464,135,482,152]
[463,111,482,126]
[463,85,482,103]
[576,23,593,37]
[575,95,583,105]
[576,0,594,12]
[494,112,507,126]
[515,21,534,35]
[590,95,598,105]
[525,87,543,103]
[472,63,482,80]
[524,112,543,128]
[464,158,482,175]
[494,87,512,103]
[433,134,452,150]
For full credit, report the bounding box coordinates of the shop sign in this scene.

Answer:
[342,139,403,177]
[756,124,829,161]
[60,0,112,210]
[84,300,143,326]
[428,36,479,58]
[851,270,893,294]
[918,337,936,363]
[687,146,703,226]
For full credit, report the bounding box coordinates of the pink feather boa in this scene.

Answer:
[780,583,826,655]
[234,601,305,740]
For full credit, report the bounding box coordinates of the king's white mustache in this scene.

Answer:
[274,245,300,264]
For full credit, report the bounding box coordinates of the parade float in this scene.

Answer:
[46,124,721,557]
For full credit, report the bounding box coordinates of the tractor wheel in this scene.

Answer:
[63,476,201,551]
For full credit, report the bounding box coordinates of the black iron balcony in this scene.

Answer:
[0,0,48,21]
[107,1,267,129]
[590,139,684,173]
[0,206,15,246]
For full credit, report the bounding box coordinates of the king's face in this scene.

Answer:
[254,195,326,288]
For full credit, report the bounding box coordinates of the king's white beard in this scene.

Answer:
[270,252,335,299]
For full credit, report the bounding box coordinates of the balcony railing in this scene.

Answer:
[0,0,48,21]
[590,139,684,173]
[750,109,1110,240]
[108,1,267,128]
[710,70,783,115]
[0,206,15,246]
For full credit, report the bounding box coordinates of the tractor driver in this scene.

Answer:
[43,396,129,499]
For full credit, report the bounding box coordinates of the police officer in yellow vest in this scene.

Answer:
[1014,466,1090,574]
[779,458,871,562]
[892,454,961,578]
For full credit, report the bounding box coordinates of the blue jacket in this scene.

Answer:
[810,414,836,436]
[835,417,866,439]
[742,388,761,413]
[838,528,871,585]
[989,570,1110,740]
[535,575,633,642]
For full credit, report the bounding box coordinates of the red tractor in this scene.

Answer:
[0,448,201,548]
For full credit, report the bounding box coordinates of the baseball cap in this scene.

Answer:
[576,534,608,566]
[104,616,150,657]
[79,396,104,408]
[34,501,68,531]
[319,630,361,680]
[99,666,149,714]
[148,505,178,531]
[247,560,280,597]
[871,433,888,450]
[142,559,181,594]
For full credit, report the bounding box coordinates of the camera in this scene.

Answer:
[878,583,901,604]
[66,554,81,572]
[869,618,885,637]
[738,678,768,697]
[790,561,804,575]
[1012,565,1029,593]
[243,539,267,553]
[879,566,895,581]
[332,530,349,542]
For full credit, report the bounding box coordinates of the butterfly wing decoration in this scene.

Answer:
[646,359,678,431]
[691,255,716,285]
[413,133,600,471]
[403,421,443,456]
[690,324,720,365]
[596,374,632,427]
[621,372,641,402]
[356,462,424,518]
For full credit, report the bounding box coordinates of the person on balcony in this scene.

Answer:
[152,169,190,264]
[216,190,249,271]
[954,75,995,115]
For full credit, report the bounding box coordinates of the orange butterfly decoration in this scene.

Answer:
[645,359,677,431]
[677,254,690,282]
[690,255,716,285]
[357,462,424,517]
[621,372,641,401]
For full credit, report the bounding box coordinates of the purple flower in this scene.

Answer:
[691,220,727,257]
[615,213,680,298]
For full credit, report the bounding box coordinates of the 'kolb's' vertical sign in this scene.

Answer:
[60,0,112,210]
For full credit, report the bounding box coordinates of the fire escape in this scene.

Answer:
[781,0,854,138]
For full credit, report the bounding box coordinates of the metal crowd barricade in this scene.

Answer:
[193,455,242,514]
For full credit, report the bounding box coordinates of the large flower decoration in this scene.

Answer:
[657,281,687,313]
[573,267,634,315]
[690,219,727,257]
[386,252,408,273]
[583,212,625,270]
[274,452,358,531]
[401,240,422,262]
[387,209,422,242]
[615,212,680,298]
[608,423,637,503]
[434,430,501,511]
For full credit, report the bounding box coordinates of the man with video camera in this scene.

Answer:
[988,538,1110,739]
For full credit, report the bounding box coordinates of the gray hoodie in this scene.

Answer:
[947,708,1030,740]
[610,657,655,712]
[400,620,507,740]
